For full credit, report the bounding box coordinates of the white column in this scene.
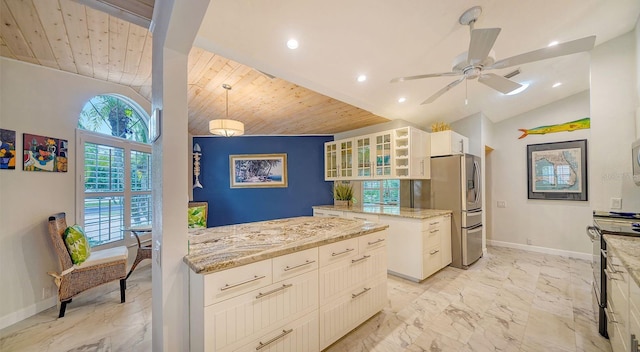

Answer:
[150,0,209,350]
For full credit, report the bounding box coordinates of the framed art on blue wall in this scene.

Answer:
[230,153,288,188]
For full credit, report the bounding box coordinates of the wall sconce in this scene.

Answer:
[193,143,203,189]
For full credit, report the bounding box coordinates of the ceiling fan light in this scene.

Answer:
[209,119,245,137]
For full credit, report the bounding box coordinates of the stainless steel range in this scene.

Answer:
[588,211,640,338]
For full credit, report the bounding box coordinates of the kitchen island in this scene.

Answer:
[185,216,389,352]
[313,205,453,281]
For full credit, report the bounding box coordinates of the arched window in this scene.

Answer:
[77,94,152,247]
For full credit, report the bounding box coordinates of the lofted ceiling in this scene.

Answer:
[0,0,388,136]
[1,1,639,136]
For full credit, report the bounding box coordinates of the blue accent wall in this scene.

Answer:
[193,135,334,227]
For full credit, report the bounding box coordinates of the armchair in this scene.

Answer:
[47,213,128,317]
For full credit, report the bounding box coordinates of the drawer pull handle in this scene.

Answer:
[352,287,371,299]
[256,284,293,299]
[328,214,340,217]
[368,238,385,245]
[332,248,355,257]
[220,275,266,291]
[429,250,440,255]
[605,269,620,280]
[429,229,439,233]
[284,259,316,271]
[351,255,371,263]
[256,329,293,350]
[353,217,368,220]
[429,222,439,225]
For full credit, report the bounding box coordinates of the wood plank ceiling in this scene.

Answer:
[0,0,389,135]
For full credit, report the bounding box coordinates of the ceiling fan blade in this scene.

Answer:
[390,71,462,83]
[421,76,466,104]
[468,28,501,64]
[478,73,522,94]
[489,35,596,70]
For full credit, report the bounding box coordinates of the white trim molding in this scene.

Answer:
[487,240,591,261]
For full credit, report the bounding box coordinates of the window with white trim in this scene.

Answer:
[77,95,151,247]
[362,179,400,206]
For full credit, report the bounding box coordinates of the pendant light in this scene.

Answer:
[209,84,245,137]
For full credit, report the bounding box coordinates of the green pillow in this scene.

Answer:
[63,225,91,264]
[188,206,207,228]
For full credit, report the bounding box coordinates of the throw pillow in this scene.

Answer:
[188,206,207,228]
[63,224,91,264]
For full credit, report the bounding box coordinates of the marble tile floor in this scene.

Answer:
[0,246,612,352]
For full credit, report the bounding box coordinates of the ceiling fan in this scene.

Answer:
[390,6,596,104]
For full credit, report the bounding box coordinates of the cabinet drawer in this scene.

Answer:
[319,276,387,350]
[319,237,358,267]
[239,310,319,352]
[313,209,343,218]
[319,247,386,305]
[358,230,387,253]
[425,216,444,230]
[344,212,379,223]
[423,229,441,252]
[423,246,442,278]
[203,260,273,306]
[205,270,318,352]
[273,248,319,282]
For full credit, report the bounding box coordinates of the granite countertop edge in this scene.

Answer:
[184,219,389,275]
[604,235,640,287]
[312,205,452,219]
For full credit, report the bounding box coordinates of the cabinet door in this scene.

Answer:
[355,136,373,178]
[409,128,430,179]
[205,270,318,352]
[339,139,354,178]
[324,142,339,180]
[373,132,392,177]
[440,215,452,266]
[313,209,344,218]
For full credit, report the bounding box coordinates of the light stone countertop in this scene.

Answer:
[184,216,388,274]
[604,235,640,287]
[312,205,452,219]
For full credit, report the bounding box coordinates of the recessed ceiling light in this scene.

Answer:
[552,82,562,88]
[398,97,406,103]
[506,83,529,95]
[548,41,559,47]
[357,75,367,82]
[286,39,299,49]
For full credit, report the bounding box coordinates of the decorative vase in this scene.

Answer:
[335,200,351,208]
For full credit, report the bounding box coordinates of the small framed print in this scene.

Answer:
[149,108,161,143]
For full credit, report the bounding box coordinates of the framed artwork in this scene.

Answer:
[230,153,288,188]
[0,128,16,170]
[23,133,68,172]
[527,139,587,201]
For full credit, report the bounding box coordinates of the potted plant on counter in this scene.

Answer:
[333,182,353,207]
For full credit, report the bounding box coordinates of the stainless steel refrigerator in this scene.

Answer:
[430,154,483,269]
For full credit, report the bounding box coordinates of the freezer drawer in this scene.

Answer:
[462,225,483,267]
[462,209,482,228]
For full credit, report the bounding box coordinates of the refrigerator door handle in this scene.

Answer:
[473,160,481,205]
[466,225,483,233]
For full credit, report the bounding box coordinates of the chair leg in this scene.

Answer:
[120,279,126,303]
[59,299,71,318]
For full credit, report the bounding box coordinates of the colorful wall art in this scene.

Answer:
[23,133,68,172]
[0,129,16,170]
[518,117,590,139]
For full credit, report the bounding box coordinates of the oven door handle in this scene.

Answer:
[586,226,600,241]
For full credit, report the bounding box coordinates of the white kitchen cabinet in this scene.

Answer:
[394,126,431,179]
[630,277,640,352]
[385,214,452,281]
[373,131,393,178]
[237,311,319,352]
[312,208,344,218]
[606,248,629,352]
[430,130,469,157]
[324,138,355,181]
[319,231,388,350]
[324,142,339,180]
[354,135,374,178]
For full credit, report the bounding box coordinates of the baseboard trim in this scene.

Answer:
[487,240,591,261]
[0,296,56,330]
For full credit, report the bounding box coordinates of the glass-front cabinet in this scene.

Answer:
[339,139,354,178]
[374,132,392,177]
[325,142,338,180]
[355,136,373,178]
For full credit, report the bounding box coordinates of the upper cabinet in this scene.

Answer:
[430,130,469,156]
[325,127,430,181]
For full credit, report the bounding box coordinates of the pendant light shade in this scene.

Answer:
[209,84,244,137]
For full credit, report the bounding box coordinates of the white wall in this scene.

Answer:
[590,30,640,212]
[0,58,150,329]
[489,91,592,255]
